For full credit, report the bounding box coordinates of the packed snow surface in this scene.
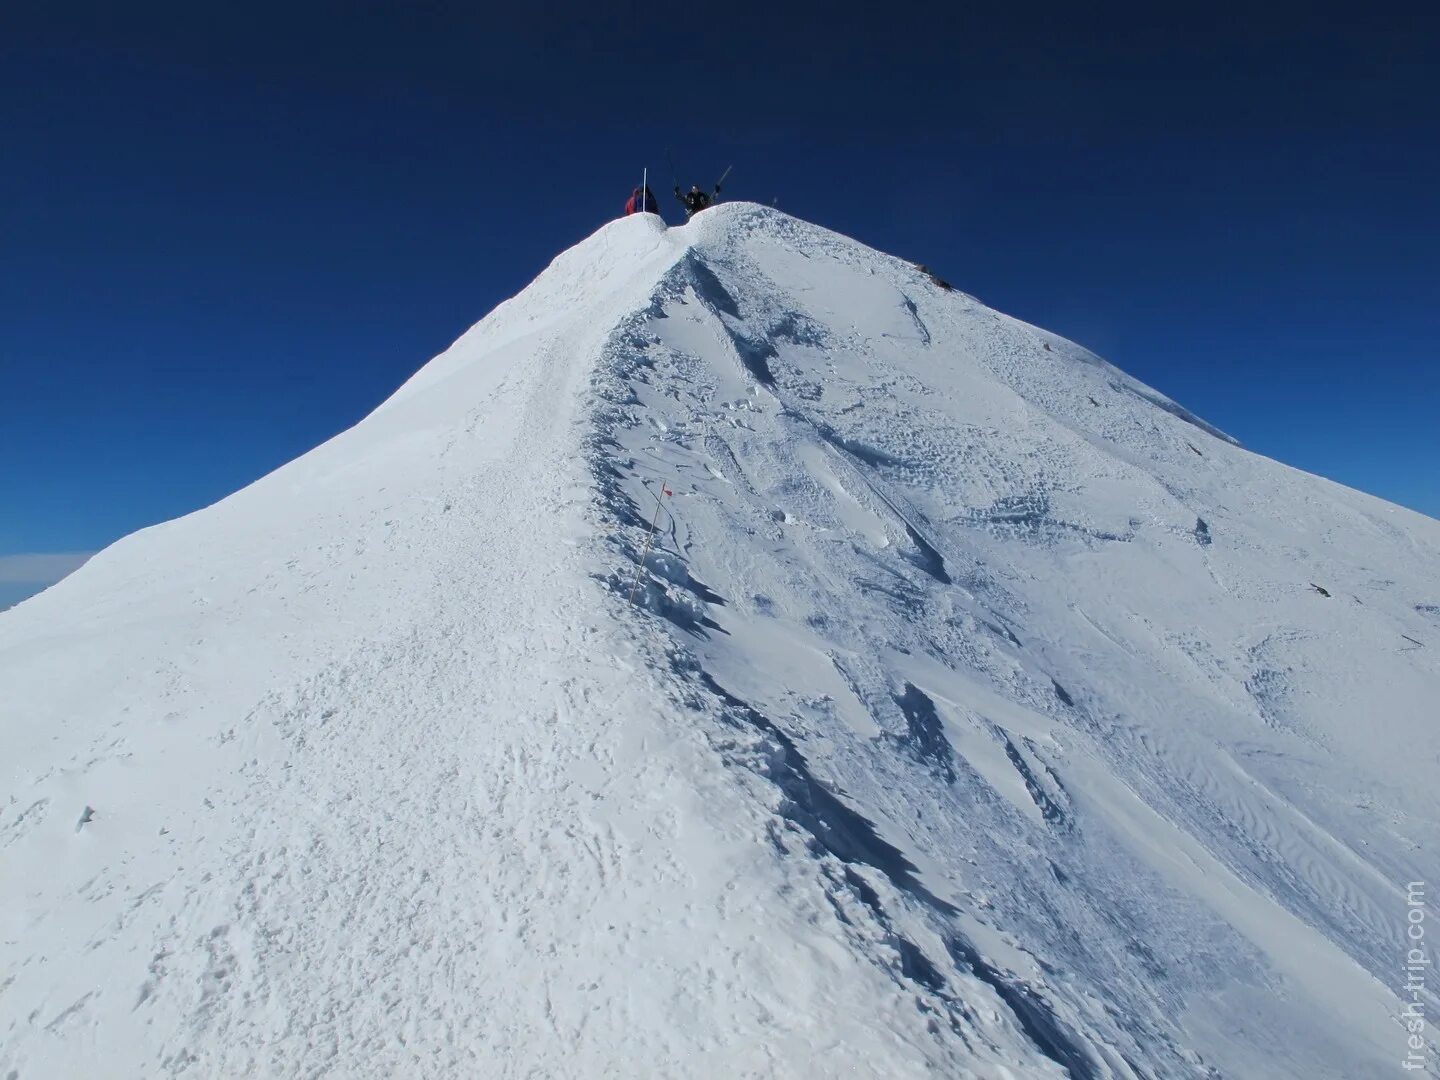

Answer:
[4,204,1439,1079]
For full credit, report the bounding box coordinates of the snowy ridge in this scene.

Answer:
[3,204,1438,1078]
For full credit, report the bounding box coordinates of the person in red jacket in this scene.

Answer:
[624,185,660,216]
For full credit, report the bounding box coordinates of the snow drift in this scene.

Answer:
[4,204,1438,1079]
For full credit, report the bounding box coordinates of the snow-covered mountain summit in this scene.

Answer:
[4,204,1438,1078]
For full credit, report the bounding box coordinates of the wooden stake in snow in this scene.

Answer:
[627,481,672,606]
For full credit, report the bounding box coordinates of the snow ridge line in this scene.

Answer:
[577,245,1126,1078]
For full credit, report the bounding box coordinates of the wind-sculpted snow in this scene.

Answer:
[4,205,1439,1079]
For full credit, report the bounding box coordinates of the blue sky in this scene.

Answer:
[3,2,1437,602]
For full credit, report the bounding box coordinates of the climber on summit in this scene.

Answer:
[675,183,716,219]
[668,162,731,220]
[624,185,659,216]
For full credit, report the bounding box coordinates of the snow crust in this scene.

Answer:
[4,204,1439,1078]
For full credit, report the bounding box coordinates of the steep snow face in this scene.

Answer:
[593,206,1440,1079]
[4,205,1439,1079]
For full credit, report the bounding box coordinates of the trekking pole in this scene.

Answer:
[627,481,672,606]
[642,167,648,213]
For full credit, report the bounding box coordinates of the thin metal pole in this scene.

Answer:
[627,482,670,606]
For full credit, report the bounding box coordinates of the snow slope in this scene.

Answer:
[4,204,1438,1079]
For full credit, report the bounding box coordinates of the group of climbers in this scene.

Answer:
[622,164,730,223]
[622,182,720,221]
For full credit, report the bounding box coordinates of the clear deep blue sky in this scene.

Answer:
[3,2,1437,592]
